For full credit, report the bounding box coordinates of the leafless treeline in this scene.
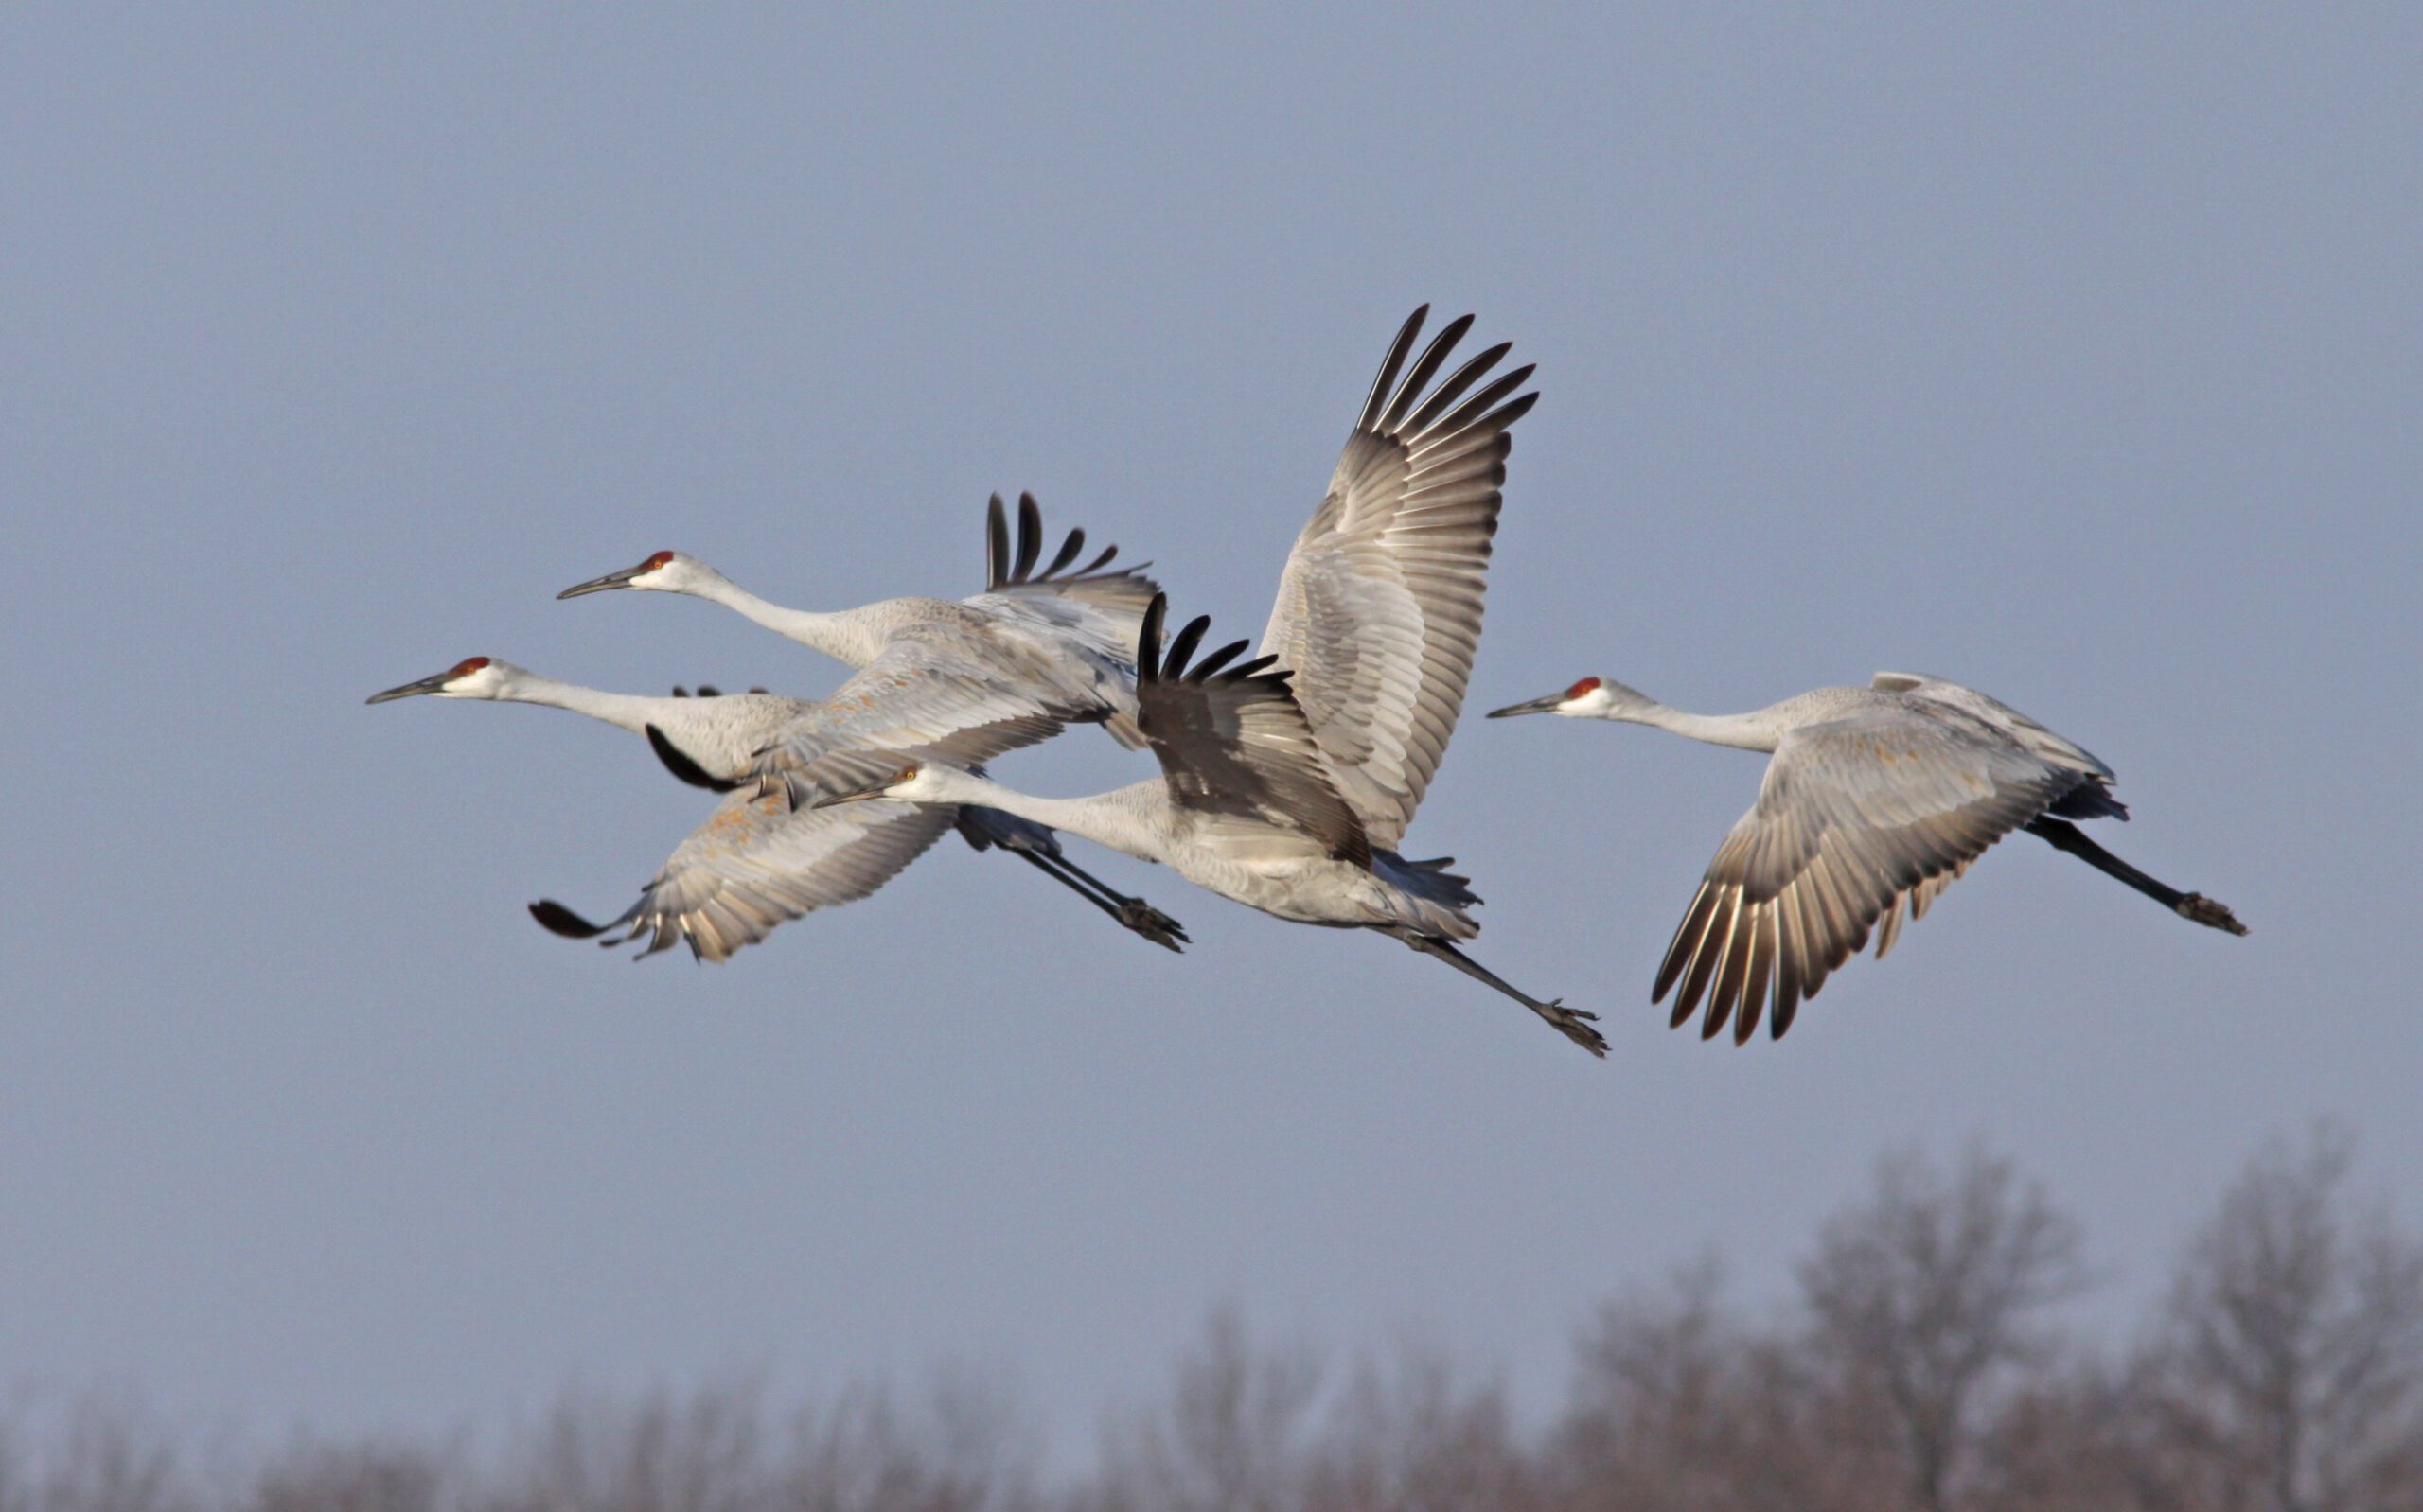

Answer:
[7,1127,2418,1512]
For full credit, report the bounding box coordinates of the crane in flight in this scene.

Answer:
[814,308,1602,1055]
[367,655,1185,958]
[559,493,1157,747]
[1487,672,2248,1043]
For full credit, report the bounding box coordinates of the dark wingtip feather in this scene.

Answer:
[1014,493,1044,580]
[1185,638,1252,682]
[1138,594,1168,681]
[1357,306,1429,431]
[1494,389,1542,431]
[1044,526,1086,578]
[1164,614,1211,676]
[1381,313,1477,432]
[646,725,741,792]
[985,493,1010,587]
[530,900,610,939]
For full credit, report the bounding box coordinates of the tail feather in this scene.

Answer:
[1376,852,1482,939]
[2048,776,2130,822]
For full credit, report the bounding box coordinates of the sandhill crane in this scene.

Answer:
[559,493,1157,747]
[367,656,1185,957]
[1486,673,2249,1043]
[822,602,1600,1055]
[815,309,1601,1055]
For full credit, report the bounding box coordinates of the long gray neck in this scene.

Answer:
[683,572,889,668]
[1614,700,1784,753]
[923,770,1167,863]
[488,672,677,738]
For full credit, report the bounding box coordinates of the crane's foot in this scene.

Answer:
[2178,893,2250,936]
[1118,900,1190,952]
[1534,999,1608,1059]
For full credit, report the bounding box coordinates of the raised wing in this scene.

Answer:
[976,491,1159,647]
[1655,712,2083,1046]
[1259,307,1537,848]
[971,492,1159,749]
[532,792,954,963]
[749,621,1091,809]
[1137,595,1369,866]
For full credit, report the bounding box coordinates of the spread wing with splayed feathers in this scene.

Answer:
[1136,596,1370,866]
[532,793,954,963]
[1655,712,2084,1045]
[974,491,1160,643]
[1258,307,1536,850]
[968,492,1159,748]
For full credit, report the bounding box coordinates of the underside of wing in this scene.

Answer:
[1137,595,1369,866]
[536,790,955,963]
[1654,713,2080,1046]
[1259,307,1538,848]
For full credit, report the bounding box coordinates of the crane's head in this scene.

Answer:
[1486,676,1654,720]
[808,762,960,808]
[366,656,513,703]
[557,550,711,599]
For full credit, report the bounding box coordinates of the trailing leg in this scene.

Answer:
[998,843,1189,951]
[1387,928,1606,1057]
[2025,818,2248,935]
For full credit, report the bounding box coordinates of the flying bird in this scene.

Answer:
[816,308,1600,1054]
[1487,672,2248,1043]
[559,493,1157,747]
[367,654,1184,958]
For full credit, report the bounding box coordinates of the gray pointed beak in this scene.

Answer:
[808,776,896,810]
[557,564,648,600]
[1487,692,1565,718]
[366,671,451,704]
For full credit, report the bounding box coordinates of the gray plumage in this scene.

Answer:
[557,493,1158,747]
[1260,309,1536,850]
[1488,672,2248,1044]
[813,310,1601,1056]
[367,655,1183,962]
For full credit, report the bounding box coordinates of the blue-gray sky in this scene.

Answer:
[5,5,2416,1442]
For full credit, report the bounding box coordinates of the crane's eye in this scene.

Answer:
[1565,677,1601,699]
[891,765,920,785]
[644,551,675,571]
[450,657,492,678]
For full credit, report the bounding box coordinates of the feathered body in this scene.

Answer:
[834,308,1605,1054]
[1488,668,2246,1044]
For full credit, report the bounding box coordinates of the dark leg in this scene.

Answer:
[2025,818,2248,935]
[999,844,1189,952]
[1386,928,1606,1057]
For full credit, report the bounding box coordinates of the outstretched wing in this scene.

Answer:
[748,622,1089,809]
[970,492,1159,748]
[1258,307,1537,849]
[1137,596,1369,866]
[1655,712,2083,1046]
[534,792,954,963]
